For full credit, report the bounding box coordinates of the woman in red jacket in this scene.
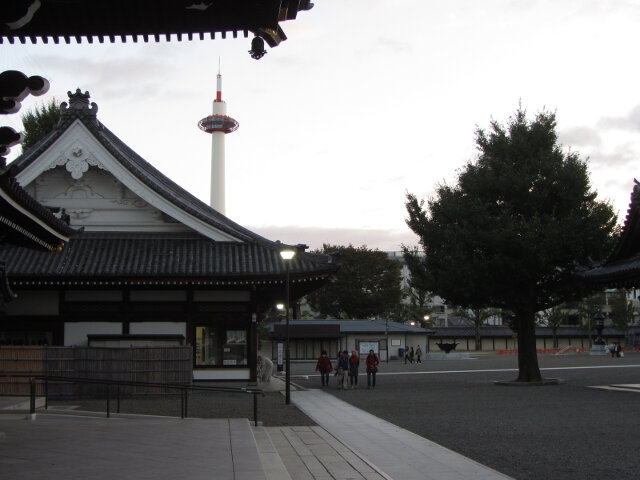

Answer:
[366,349,379,389]
[315,350,333,387]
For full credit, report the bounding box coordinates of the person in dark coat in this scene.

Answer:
[315,350,333,387]
[366,349,379,389]
[348,349,360,389]
[409,346,415,364]
[415,345,423,364]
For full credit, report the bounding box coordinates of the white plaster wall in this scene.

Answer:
[64,322,122,346]
[129,322,186,337]
[193,369,249,380]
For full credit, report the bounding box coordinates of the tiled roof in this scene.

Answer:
[2,232,338,283]
[270,319,429,335]
[9,89,274,245]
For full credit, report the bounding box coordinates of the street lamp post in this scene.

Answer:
[280,248,295,405]
[385,318,389,363]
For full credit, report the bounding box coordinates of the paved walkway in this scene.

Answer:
[290,390,513,480]
[0,414,265,480]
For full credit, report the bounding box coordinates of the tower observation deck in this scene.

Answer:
[198,70,238,214]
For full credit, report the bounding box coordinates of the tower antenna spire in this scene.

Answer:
[216,58,222,103]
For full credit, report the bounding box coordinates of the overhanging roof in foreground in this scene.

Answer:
[0,0,313,47]
[0,166,76,252]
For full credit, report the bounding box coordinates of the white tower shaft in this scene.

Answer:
[210,99,226,214]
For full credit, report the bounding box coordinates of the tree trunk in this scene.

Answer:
[515,309,542,382]
[475,323,482,351]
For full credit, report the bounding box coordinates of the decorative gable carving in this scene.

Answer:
[47,141,106,179]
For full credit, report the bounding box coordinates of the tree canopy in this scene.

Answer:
[21,99,60,152]
[305,244,403,319]
[406,107,617,381]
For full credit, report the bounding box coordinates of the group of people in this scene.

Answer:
[315,349,379,389]
[404,345,423,364]
[608,342,624,357]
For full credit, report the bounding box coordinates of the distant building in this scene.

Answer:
[268,319,429,362]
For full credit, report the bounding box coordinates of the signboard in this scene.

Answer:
[359,341,379,355]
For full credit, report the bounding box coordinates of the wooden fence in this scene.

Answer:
[0,346,192,396]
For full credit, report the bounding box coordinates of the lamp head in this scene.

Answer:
[280,249,295,261]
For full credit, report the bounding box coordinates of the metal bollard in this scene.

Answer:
[106,384,110,418]
[29,377,36,415]
[253,392,258,426]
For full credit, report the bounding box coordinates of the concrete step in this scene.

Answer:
[254,425,388,480]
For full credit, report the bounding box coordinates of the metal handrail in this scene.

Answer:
[0,374,265,426]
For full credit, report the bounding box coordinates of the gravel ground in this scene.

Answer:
[292,353,640,480]
[51,390,315,427]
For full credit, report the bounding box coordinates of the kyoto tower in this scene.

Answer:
[198,67,239,215]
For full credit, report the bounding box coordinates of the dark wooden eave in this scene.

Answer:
[582,179,640,287]
[0,0,313,47]
[0,166,77,251]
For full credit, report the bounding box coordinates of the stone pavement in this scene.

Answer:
[0,413,265,480]
[1,381,514,480]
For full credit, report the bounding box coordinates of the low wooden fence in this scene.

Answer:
[0,346,192,396]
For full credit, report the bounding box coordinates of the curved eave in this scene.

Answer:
[0,0,311,46]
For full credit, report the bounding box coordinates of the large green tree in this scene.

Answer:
[20,99,60,152]
[401,247,433,325]
[406,107,617,382]
[305,244,403,319]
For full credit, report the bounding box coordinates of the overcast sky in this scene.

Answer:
[2,0,639,251]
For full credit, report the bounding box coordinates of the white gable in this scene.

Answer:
[15,119,240,241]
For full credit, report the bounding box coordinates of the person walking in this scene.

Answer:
[315,350,333,387]
[366,349,379,389]
[409,346,415,364]
[336,350,349,390]
[348,349,360,389]
[415,345,422,364]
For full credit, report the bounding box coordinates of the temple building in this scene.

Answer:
[0,89,337,380]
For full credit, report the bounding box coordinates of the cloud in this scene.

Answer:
[588,143,639,168]
[247,224,419,252]
[597,104,640,131]
[32,53,171,102]
[375,37,413,54]
[558,126,602,148]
